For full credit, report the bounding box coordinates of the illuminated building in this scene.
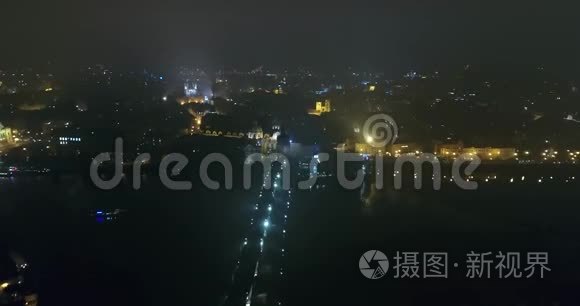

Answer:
[316,100,331,112]
[184,81,198,97]
[52,134,84,157]
[435,142,464,157]
[435,143,516,161]
[355,143,383,155]
[463,147,517,160]
[273,87,284,95]
[0,123,14,144]
[308,99,332,116]
[58,136,82,146]
[178,96,206,105]
[183,78,213,104]
[388,143,422,156]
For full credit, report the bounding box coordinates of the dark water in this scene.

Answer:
[1,175,580,306]
[286,183,580,306]
[0,176,251,306]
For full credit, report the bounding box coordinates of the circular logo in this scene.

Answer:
[359,250,389,279]
[362,114,398,148]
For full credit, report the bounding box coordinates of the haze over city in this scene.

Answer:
[1,1,580,306]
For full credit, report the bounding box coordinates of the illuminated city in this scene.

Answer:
[1,1,580,306]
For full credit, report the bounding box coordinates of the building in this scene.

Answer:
[462,147,517,160]
[388,143,423,156]
[354,143,385,155]
[184,78,213,103]
[316,100,332,112]
[57,136,82,146]
[435,142,464,157]
[308,99,332,116]
[184,81,198,97]
[434,142,517,161]
[0,123,14,144]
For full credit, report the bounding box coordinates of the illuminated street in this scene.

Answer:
[224,165,291,306]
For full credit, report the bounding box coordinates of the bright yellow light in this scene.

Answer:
[366,136,373,143]
[1,283,9,289]
[369,85,376,92]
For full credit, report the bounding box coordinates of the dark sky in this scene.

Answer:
[2,0,579,72]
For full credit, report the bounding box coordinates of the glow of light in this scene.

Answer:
[366,136,373,143]
[263,220,269,228]
[0,283,8,289]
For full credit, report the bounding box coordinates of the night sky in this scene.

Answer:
[2,0,579,72]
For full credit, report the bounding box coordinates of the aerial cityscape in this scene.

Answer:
[1,1,580,306]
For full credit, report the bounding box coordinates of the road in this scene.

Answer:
[223,163,292,306]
